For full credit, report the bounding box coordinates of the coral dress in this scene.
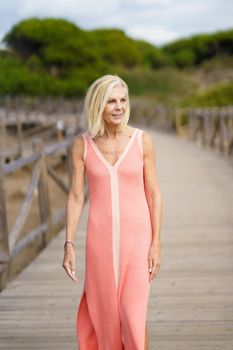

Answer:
[77,127,152,350]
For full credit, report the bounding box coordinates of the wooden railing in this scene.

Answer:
[0,96,83,160]
[175,106,233,156]
[0,133,88,291]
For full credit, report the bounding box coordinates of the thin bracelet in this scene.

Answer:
[64,240,74,249]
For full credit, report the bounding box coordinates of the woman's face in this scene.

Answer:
[102,85,128,126]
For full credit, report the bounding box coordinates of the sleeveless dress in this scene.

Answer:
[77,127,152,350]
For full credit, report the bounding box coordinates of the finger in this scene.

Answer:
[149,264,158,282]
[62,261,78,280]
[151,264,160,281]
[148,258,153,273]
[70,263,78,281]
[149,267,154,282]
[68,268,78,283]
[156,264,161,273]
[155,262,161,273]
[150,271,155,283]
[64,265,78,283]
[149,265,155,283]
[70,270,78,283]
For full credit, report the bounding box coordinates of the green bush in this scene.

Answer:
[114,66,197,103]
[181,81,233,107]
[3,19,144,74]
[134,40,171,68]
[0,17,232,102]
[163,29,233,67]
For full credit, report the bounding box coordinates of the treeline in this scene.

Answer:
[0,18,232,99]
[163,30,233,67]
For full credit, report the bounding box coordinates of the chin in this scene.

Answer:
[112,119,122,124]
[112,115,124,122]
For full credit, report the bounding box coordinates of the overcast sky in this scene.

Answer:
[0,0,233,47]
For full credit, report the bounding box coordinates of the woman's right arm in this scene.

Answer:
[62,135,85,283]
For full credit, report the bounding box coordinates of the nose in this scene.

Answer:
[115,100,122,110]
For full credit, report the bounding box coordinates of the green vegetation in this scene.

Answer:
[115,66,197,104]
[182,81,233,107]
[0,18,232,107]
[163,29,233,67]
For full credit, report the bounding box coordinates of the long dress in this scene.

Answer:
[77,126,152,350]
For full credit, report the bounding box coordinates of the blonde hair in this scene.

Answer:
[83,74,130,138]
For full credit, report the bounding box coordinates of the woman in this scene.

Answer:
[62,74,163,350]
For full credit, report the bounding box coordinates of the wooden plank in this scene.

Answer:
[0,127,233,350]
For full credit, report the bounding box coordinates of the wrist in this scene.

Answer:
[64,240,74,250]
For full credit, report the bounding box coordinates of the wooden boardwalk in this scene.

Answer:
[0,127,233,350]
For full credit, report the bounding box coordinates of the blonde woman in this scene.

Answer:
[62,74,163,349]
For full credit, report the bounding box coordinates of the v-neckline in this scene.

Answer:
[87,127,138,170]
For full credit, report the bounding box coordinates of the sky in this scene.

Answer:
[0,0,233,47]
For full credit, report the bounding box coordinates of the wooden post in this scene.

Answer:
[0,150,10,290]
[228,106,233,156]
[32,139,53,246]
[209,108,218,149]
[188,109,193,141]
[197,109,205,147]
[56,120,65,142]
[175,107,181,135]
[193,109,198,141]
[15,98,23,158]
[0,108,6,151]
[218,108,225,154]
[220,107,228,155]
[203,108,211,148]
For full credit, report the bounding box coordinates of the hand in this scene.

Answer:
[148,244,161,284]
[62,245,78,283]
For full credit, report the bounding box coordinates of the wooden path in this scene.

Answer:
[0,127,233,349]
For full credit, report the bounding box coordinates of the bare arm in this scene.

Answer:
[65,135,86,243]
[142,130,163,282]
[62,135,85,282]
[142,130,163,248]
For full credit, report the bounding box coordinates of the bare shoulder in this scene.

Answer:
[71,133,85,160]
[141,130,155,156]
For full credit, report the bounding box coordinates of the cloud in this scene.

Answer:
[17,0,117,17]
[0,0,232,46]
[127,26,178,45]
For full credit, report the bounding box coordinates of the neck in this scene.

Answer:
[103,125,127,140]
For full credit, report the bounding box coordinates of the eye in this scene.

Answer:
[121,98,127,102]
[108,99,115,103]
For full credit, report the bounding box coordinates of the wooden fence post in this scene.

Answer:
[0,109,6,152]
[218,108,225,153]
[175,107,182,135]
[0,150,10,290]
[228,106,233,156]
[32,139,53,246]
[15,98,23,158]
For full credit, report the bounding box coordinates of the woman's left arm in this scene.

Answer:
[142,131,163,281]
